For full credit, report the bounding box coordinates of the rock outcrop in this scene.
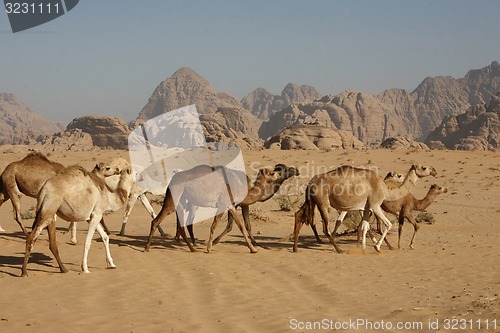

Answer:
[200,107,262,148]
[35,129,95,152]
[0,93,64,145]
[264,125,365,150]
[241,83,321,120]
[380,136,430,150]
[66,116,131,149]
[425,92,500,150]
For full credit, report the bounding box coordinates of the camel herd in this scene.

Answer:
[0,152,447,277]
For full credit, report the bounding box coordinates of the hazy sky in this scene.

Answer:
[1,0,499,122]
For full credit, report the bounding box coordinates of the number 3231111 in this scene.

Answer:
[5,2,60,14]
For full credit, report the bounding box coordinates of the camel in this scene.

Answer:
[144,164,280,253]
[296,171,404,248]
[293,163,437,253]
[380,184,447,249]
[0,152,65,235]
[21,160,134,276]
[177,164,300,246]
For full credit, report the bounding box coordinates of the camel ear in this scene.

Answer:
[95,163,101,170]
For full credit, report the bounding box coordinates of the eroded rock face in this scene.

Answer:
[66,116,130,149]
[425,93,500,150]
[264,125,365,150]
[241,83,321,121]
[0,93,64,145]
[259,62,500,145]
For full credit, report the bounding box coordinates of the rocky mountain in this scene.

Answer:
[260,61,500,145]
[133,67,261,147]
[265,125,365,150]
[259,90,415,146]
[0,93,64,145]
[241,83,321,120]
[66,116,131,149]
[425,92,500,150]
[134,67,241,126]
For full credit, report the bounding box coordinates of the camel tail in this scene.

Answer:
[295,185,316,226]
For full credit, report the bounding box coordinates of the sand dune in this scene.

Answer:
[0,148,499,332]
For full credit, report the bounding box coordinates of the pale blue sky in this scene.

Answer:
[1,0,499,122]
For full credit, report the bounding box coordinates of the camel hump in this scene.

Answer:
[22,151,50,162]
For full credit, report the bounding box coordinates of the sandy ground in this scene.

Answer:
[0,147,499,333]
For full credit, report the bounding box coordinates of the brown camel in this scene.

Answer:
[178,164,300,246]
[0,152,65,235]
[145,165,279,253]
[293,164,437,253]
[380,184,447,249]
[22,161,134,276]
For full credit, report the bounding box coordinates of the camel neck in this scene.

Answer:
[414,189,439,211]
[385,169,417,201]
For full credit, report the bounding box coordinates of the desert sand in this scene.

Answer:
[0,147,499,332]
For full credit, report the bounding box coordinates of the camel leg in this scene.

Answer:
[292,219,304,253]
[81,213,102,273]
[310,223,323,243]
[331,211,347,236]
[68,221,78,245]
[176,220,196,252]
[95,223,116,269]
[100,217,110,235]
[120,193,137,236]
[10,193,28,236]
[21,216,52,277]
[228,207,258,253]
[359,209,372,253]
[406,215,419,250]
[372,216,395,250]
[241,205,257,246]
[372,206,392,253]
[46,221,68,273]
[0,193,8,232]
[206,213,223,253]
[318,205,343,253]
[144,196,175,252]
[212,208,235,245]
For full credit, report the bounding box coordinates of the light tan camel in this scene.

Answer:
[380,184,447,249]
[178,164,300,246]
[0,152,65,235]
[144,165,279,253]
[21,160,134,276]
[293,164,437,253]
[300,171,405,248]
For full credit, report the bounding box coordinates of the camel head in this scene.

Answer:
[429,184,448,194]
[273,164,300,180]
[94,162,121,177]
[411,163,437,178]
[384,171,404,183]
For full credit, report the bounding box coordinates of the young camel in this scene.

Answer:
[0,152,65,235]
[293,164,437,253]
[380,184,447,249]
[144,165,279,253]
[178,164,300,246]
[21,161,134,276]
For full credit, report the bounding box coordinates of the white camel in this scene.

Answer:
[21,160,134,276]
